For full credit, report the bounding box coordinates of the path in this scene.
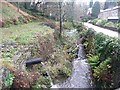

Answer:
[84,23,120,39]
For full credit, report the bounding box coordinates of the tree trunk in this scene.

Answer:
[71,1,75,27]
[17,2,19,12]
[59,2,62,39]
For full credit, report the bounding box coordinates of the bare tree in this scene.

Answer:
[17,2,19,12]
[59,2,62,39]
[64,1,74,22]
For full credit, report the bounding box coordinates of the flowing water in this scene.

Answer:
[51,44,93,88]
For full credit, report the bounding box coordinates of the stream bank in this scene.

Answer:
[52,44,93,88]
[0,23,94,89]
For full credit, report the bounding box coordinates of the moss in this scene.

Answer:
[96,19,107,26]
[104,22,116,28]
[32,76,51,89]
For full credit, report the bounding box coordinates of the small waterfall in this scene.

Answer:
[77,44,86,60]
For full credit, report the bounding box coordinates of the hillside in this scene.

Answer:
[0,0,36,27]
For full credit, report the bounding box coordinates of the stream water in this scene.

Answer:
[51,44,93,88]
[0,29,93,88]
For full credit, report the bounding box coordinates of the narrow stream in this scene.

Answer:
[52,44,93,88]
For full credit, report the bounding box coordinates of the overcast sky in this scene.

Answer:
[76,0,106,3]
[75,0,106,5]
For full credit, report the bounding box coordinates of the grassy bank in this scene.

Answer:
[1,20,79,89]
[0,22,54,44]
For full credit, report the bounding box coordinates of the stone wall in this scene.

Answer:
[98,6,120,19]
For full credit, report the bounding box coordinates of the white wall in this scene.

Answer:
[98,6,120,19]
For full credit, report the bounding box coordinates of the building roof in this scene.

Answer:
[100,6,120,13]
[108,17,119,19]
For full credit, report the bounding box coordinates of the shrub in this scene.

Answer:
[46,50,72,83]
[43,20,56,29]
[74,22,84,32]
[116,23,120,31]
[87,32,120,88]
[88,55,100,69]
[5,73,15,88]
[18,16,26,24]
[2,61,40,88]
[93,58,111,80]
[32,76,51,89]
[34,33,55,60]
[81,16,90,22]
[96,19,107,26]
[104,22,116,28]
[91,19,98,25]
[53,27,60,42]
[12,18,19,25]
[63,22,74,30]
[4,20,13,27]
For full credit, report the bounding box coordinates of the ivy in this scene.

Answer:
[5,73,15,88]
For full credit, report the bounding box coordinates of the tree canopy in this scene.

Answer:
[104,0,117,10]
[92,1,100,18]
[89,0,93,8]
